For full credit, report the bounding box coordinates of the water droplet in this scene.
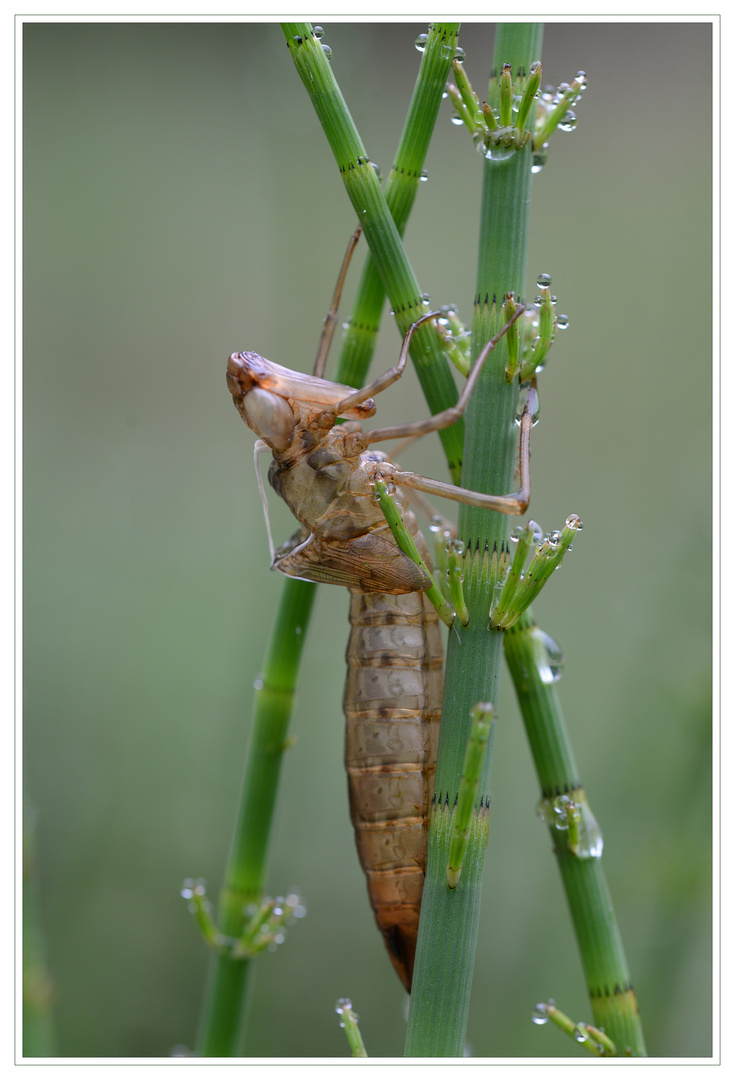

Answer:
[575,1024,588,1043]
[559,111,577,132]
[556,314,569,330]
[335,997,352,1013]
[253,676,264,691]
[419,169,429,182]
[371,161,382,180]
[532,1003,549,1025]
[515,384,541,426]
[291,34,303,46]
[576,803,604,859]
[312,25,324,39]
[534,628,564,684]
[450,114,464,126]
[454,47,465,62]
[321,43,332,60]
[536,272,552,289]
[566,514,582,531]
[478,140,515,163]
[531,147,548,174]
[181,877,206,899]
[552,794,572,830]
[420,292,431,306]
[429,516,443,534]
[414,33,428,52]
[530,61,542,74]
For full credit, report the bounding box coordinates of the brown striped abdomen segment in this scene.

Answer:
[343,586,443,992]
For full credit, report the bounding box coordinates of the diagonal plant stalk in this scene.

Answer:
[504,609,647,1056]
[405,23,544,1057]
[282,22,466,481]
[196,578,316,1055]
[195,24,459,1057]
[334,23,460,390]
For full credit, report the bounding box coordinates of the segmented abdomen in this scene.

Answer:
[343,572,443,992]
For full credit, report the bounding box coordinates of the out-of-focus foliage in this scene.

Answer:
[23,21,712,1058]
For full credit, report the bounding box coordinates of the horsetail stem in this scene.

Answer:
[406,23,544,1056]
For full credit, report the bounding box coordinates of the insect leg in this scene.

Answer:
[312,227,362,379]
[328,310,444,415]
[372,386,536,517]
[363,305,526,445]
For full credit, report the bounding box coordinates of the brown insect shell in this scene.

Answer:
[227,351,376,429]
[269,424,402,545]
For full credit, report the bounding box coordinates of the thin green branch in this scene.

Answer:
[504,609,647,1056]
[282,22,465,480]
[335,23,460,390]
[195,579,316,1056]
[335,999,368,1057]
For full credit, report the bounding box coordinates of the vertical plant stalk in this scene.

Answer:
[504,610,647,1056]
[405,23,544,1057]
[196,579,316,1056]
[196,25,460,1057]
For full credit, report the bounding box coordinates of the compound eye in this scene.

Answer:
[242,386,295,451]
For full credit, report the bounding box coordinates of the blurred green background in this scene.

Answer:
[23,21,712,1059]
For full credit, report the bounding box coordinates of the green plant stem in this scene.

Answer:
[196,578,316,1056]
[196,26,459,1056]
[504,609,647,1056]
[405,23,543,1058]
[335,23,460,389]
[282,22,465,481]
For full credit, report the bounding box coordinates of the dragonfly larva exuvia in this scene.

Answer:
[226,230,533,990]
